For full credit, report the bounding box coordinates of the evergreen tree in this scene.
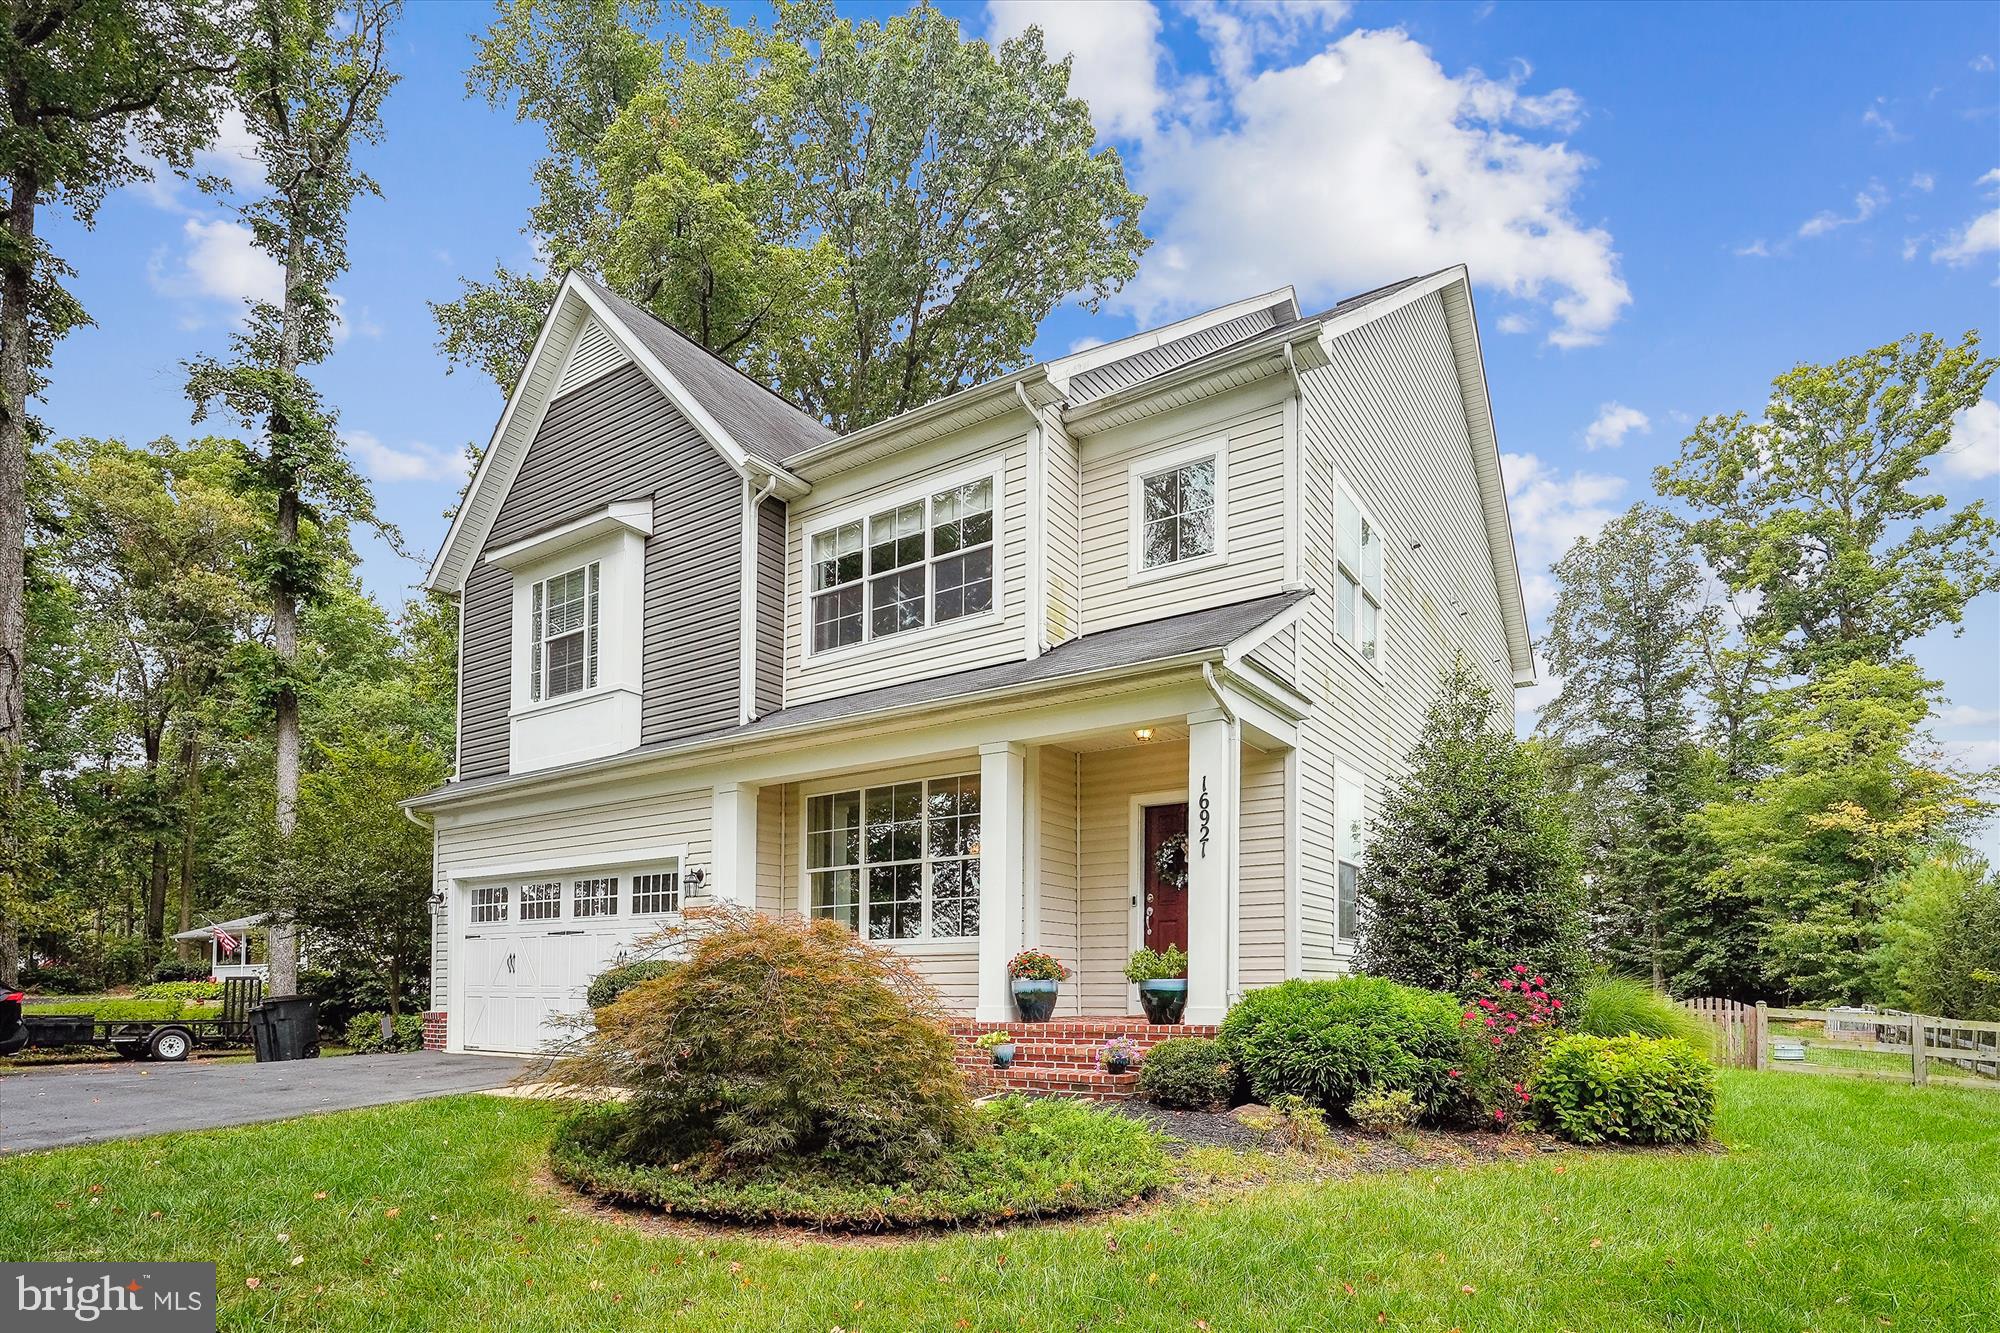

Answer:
[1357,660,1587,996]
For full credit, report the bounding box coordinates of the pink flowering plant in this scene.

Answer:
[1451,963,1564,1128]
[1005,948,1071,982]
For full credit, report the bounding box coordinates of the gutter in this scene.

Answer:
[1063,323,1325,431]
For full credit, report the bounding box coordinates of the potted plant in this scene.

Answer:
[975,1030,1016,1068]
[1125,945,1190,1024]
[1100,1035,1140,1075]
[1006,949,1071,1022]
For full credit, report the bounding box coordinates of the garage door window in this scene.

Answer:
[573,876,618,918]
[471,885,508,923]
[632,866,680,915]
[520,881,561,921]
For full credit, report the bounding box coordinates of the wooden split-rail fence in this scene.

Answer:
[1679,998,1999,1091]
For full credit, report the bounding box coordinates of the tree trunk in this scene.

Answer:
[264,222,308,997]
[0,166,39,989]
[143,727,169,945]
[386,955,399,1021]
[176,727,202,961]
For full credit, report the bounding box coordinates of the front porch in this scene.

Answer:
[948,1017,1221,1101]
[714,657,1307,1030]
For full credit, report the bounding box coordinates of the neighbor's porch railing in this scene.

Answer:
[1681,998,2000,1090]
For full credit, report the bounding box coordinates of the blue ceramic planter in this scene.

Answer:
[1138,978,1189,1024]
[1011,978,1059,1022]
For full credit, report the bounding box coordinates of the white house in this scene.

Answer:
[406,266,1533,1056]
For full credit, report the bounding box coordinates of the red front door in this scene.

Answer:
[1143,802,1190,955]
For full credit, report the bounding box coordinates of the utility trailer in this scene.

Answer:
[1,977,264,1062]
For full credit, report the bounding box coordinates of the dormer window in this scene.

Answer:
[530,562,599,701]
[1126,437,1228,582]
[809,472,997,654]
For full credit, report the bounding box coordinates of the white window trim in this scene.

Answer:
[483,498,652,571]
[506,528,643,722]
[1125,435,1229,586]
[1331,483,1387,675]
[801,459,1006,661]
[796,771,984,948]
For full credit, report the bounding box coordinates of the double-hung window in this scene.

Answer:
[530,562,600,700]
[1139,457,1218,569]
[1335,488,1383,665]
[809,477,995,653]
[806,775,982,941]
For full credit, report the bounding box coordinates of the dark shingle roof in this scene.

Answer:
[418,591,1308,804]
[584,277,834,465]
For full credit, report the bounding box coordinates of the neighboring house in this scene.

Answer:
[407,267,1533,1055]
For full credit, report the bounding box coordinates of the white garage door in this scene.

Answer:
[458,867,679,1055]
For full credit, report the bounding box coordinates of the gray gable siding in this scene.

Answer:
[455,363,745,780]
[755,495,786,715]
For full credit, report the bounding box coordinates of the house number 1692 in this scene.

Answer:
[1198,778,1211,858]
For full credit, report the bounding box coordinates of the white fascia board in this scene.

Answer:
[1221,592,1313,668]
[481,498,654,571]
[1316,267,1463,344]
[1043,286,1301,389]
[783,367,1058,478]
[1062,325,1325,432]
[423,279,583,592]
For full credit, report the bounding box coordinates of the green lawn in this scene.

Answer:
[2,1071,1994,1331]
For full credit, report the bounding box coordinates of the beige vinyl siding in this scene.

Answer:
[755,782,795,913]
[1041,414,1082,646]
[1035,745,1081,1016]
[1293,289,1516,977]
[1247,624,1298,685]
[437,786,712,875]
[783,436,1030,706]
[1077,382,1291,635]
[1075,742,1184,1014]
[1238,745,1289,989]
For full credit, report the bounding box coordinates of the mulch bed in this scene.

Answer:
[1113,1099,1561,1173]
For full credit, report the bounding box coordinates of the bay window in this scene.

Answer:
[807,775,981,941]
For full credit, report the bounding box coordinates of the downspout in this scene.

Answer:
[1201,662,1241,1007]
[1281,341,1305,592]
[1014,382,1048,660]
[739,472,780,724]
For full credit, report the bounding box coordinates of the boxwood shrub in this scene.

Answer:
[1135,1036,1234,1110]
[1530,1034,1718,1145]
[584,959,679,1010]
[1219,976,1463,1119]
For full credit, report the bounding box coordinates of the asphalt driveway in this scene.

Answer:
[0,1053,532,1154]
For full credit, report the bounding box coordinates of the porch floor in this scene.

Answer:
[947,1017,1220,1102]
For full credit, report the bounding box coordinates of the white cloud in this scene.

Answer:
[1582,401,1649,451]
[1112,27,1629,347]
[1734,238,1773,258]
[1183,0,1353,89]
[345,430,468,484]
[1514,652,1563,732]
[1940,704,2000,729]
[1496,312,1531,334]
[1940,738,2000,769]
[196,108,265,194]
[1797,181,1888,238]
[1067,335,1106,354]
[1974,54,1996,73]
[1500,450,1627,619]
[1910,171,1936,192]
[1862,101,1903,143]
[987,0,1169,139]
[1933,208,2000,265]
[150,217,283,306]
[1942,398,2000,480]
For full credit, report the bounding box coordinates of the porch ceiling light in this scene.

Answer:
[1133,727,1154,741]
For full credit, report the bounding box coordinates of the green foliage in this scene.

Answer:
[1219,977,1465,1120]
[550,1094,1170,1231]
[1264,1094,1331,1152]
[1870,845,2000,1020]
[973,1030,1012,1050]
[1134,1037,1234,1111]
[344,1011,423,1054]
[1348,1086,1422,1134]
[135,981,223,1003]
[548,908,974,1184]
[1530,1034,1719,1145]
[583,959,678,1010]
[1356,660,1588,995]
[1572,976,1709,1043]
[1124,945,1189,983]
[1692,660,1989,1003]
[151,960,212,984]
[33,998,202,1021]
[1658,331,2000,678]
[440,0,1148,431]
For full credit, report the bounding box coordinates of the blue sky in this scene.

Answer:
[35,1,2000,785]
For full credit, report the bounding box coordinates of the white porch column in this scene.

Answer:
[710,781,760,906]
[976,741,1028,1022]
[1185,708,1239,1025]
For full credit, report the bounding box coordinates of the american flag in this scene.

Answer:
[212,924,240,955]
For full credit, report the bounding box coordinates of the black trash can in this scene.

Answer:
[249,995,321,1062]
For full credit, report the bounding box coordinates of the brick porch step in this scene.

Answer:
[948,1016,1220,1102]
[963,1064,1141,1101]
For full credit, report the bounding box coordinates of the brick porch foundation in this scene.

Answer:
[421,1011,448,1051]
[949,1017,1219,1101]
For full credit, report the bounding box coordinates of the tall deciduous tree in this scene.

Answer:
[1357,660,1588,996]
[184,0,397,994]
[1692,660,1990,1004]
[436,0,1147,430]
[1539,504,1712,989]
[1657,331,2000,679]
[0,0,232,985]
